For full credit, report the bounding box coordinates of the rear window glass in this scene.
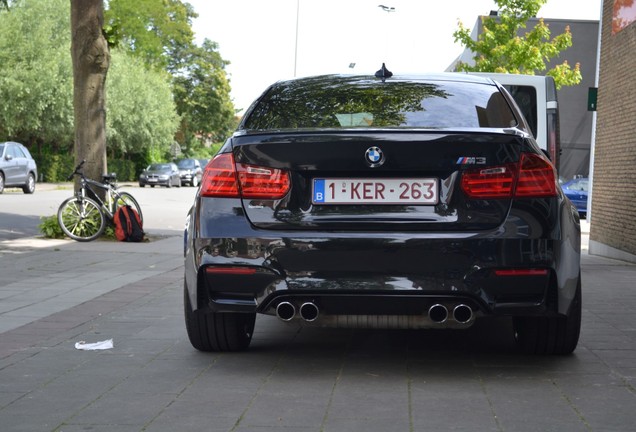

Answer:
[243,76,518,130]
[177,159,196,169]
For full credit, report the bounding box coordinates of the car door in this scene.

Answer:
[11,144,29,184]
[3,143,21,184]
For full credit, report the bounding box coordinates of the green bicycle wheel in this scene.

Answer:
[57,196,105,242]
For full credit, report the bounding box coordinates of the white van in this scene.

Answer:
[464,73,561,171]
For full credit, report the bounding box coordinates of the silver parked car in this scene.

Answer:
[139,163,181,188]
[176,158,203,187]
[0,141,37,194]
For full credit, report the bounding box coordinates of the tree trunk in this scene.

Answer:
[70,0,109,192]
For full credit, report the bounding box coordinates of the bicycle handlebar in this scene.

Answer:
[67,159,86,181]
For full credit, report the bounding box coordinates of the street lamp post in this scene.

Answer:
[377,4,395,65]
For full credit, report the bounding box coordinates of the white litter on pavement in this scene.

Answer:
[74,339,114,350]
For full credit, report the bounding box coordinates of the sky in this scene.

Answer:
[186,0,602,113]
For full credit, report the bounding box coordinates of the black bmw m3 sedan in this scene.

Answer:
[183,71,582,354]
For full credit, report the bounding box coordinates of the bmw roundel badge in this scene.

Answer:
[365,146,385,167]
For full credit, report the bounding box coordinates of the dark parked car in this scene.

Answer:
[0,141,37,194]
[176,158,203,187]
[139,163,181,188]
[183,70,582,354]
[562,177,588,218]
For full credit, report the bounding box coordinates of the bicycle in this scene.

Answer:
[57,160,143,242]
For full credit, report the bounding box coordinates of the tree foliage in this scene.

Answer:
[0,0,74,147]
[453,0,582,88]
[0,0,179,162]
[104,0,196,73]
[1,0,234,168]
[172,40,236,153]
[105,0,237,148]
[107,49,180,157]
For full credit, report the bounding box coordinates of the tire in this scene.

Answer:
[514,275,582,355]
[0,172,4,194]
[57,196,105,241]
[166,178,172,188]
[184,283,255,352]
[191,176,198,187]
[114,191,143,224]
[22,173,35,194]
[140,184,145,188]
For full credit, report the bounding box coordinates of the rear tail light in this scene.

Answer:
[460,164,516,198]
[515,153,557,197]
[461,152,556,199]
[236,164,290,199]
[201,153,290,199]
[200,153,240,197]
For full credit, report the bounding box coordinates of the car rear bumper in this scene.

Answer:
[184,212,581,327]
[140,179,169,186]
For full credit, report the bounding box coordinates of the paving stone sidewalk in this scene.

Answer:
[1,232,635,431]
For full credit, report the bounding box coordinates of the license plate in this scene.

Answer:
[313,178,438,205]
[148,178,157,182]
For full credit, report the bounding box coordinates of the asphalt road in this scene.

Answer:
[0,182,198,240]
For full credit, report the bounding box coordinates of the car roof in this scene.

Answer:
[270,72,497,88]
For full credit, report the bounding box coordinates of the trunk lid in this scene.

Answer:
[232,130,524,232]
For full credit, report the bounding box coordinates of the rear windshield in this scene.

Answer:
[243,76,518,131]
[177,159,195,169]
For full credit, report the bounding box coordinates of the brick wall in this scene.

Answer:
[590,0,636,257]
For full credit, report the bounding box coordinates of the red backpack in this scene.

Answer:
[113,205,144,242]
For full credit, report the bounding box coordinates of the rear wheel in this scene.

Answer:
[514,275,581,355]
[184,283,255,352]
[22,173,35,194]
[57,196,105,241]
[0,172,4,194]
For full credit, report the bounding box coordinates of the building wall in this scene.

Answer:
[450,17,599,181]
[550,19,598,180]
[589,0,636,260]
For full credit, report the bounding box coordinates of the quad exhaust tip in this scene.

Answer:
[276,302,296,321]
[299,302,319,322]
[428,304,474,324]
[276,301,320,322]
[453,304,473,324]
[428,304,449,323]
[277,301,472,325]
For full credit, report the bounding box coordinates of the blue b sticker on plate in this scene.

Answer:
[313,179,325,203]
